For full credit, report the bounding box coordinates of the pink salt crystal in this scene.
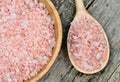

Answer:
[0,0,55,82]
[68,16,108,72]
[96,53,101,60]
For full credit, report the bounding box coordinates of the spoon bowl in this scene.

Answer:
[67,0,110,74]
[25,0,62,81]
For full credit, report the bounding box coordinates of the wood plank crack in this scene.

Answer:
[86,0,96,9]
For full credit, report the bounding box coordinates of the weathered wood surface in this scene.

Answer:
[39,0,120,82]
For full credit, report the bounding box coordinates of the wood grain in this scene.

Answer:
[39,0,120,82]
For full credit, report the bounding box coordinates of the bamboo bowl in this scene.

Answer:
[25,0,62,82]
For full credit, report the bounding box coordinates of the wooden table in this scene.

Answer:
[39,0,120,82]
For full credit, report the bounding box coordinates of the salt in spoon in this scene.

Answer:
[67,0,110,74]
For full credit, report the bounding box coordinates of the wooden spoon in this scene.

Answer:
[25,0,62,82]
[67,0,110,74]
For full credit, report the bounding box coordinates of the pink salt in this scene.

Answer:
[0,0,55,82]
[68,16,108,72]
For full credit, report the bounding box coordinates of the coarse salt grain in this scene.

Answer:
[68,16,108,72]
[96,53,101,60]
[11,13,17,18]
[0,0,55,82]
[21,20,29,27]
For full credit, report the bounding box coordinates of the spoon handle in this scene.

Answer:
[75,0,86,13]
